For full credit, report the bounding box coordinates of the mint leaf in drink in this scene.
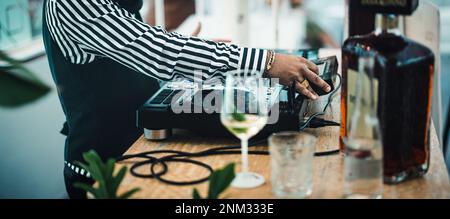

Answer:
[231,127,248,134]
[232,112,246,122]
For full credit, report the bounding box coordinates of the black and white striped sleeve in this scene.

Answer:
[45,0,267,81]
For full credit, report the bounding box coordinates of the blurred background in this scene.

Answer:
[0,0,448,198]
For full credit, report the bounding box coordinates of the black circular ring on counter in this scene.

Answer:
[150,157,213,186]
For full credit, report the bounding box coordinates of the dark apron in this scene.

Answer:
[42,1,159,165]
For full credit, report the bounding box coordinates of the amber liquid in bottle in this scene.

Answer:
[340,14,434,184]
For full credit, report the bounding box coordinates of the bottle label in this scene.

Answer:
[354,0,419,15]
[347,68,379,137]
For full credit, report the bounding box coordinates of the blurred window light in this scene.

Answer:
[0,0,44,63]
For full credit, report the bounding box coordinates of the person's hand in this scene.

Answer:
[267,53,331,100]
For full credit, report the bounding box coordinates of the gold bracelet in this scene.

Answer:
[265,50,276,72]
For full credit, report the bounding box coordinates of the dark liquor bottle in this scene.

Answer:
[340,1,434,184]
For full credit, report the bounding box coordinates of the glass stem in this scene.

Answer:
[241,138,249,173]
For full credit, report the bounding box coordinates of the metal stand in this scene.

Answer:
[144,128,172,140]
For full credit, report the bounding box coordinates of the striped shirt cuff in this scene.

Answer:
[65,160,90,178]
[237,48,268,74]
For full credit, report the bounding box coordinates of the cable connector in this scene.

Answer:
[307,117,340,128]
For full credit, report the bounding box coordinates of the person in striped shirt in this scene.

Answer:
[43,0,331,198]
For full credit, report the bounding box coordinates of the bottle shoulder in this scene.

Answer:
[403,38,435,59]
[343,33,434,66]
[342,33,375,48]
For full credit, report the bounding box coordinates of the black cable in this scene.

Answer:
[116,139,270,186]
[151,158,214,185]
[118,138,339,186]
[314,149,340,156]
[308,117,340,128]
[299,74,342,131]
[130,159,168,178]
[118,74,343,186]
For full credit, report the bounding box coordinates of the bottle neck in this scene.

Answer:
[374,14,402,36]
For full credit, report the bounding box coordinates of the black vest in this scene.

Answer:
[42,0,159,162]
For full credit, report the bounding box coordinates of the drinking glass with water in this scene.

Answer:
[269,131,317,198]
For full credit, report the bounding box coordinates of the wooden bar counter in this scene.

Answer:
[117,50,450,199]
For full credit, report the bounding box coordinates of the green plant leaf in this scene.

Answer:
[86,151,110,198]
[105,158,116,178]
[111,166,128,197]
[0,51,51,107]
[192,188,202,199]
[82,151,106,184]
[118,188,140,199]
[74,150,140,199]
[105,158,116,196]
[207,163,236,199]
[74,182,99,198]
